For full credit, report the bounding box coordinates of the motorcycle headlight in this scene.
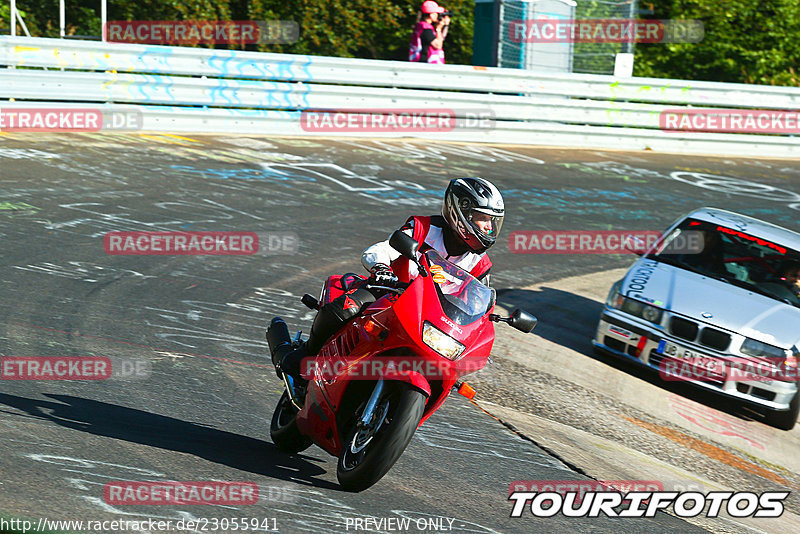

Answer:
[741,338,786,359]
[422,321,465,361]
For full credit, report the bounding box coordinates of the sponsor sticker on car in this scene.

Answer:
[608,325,632,339]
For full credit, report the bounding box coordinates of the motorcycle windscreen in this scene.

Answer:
[426,250,494,326]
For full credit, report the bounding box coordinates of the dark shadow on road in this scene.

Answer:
[0,393,341,489]
[495,287,773,426]
[496,286,604,355]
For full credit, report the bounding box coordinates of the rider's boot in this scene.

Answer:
[267,317,310,403]
[269,287,377,386]
[276,302,339,385]
[266,317,296,378]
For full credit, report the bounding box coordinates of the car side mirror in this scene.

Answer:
[389,230,428,277]
[509,308,537,333]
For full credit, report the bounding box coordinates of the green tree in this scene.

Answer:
[5,1,474,63]
[4,0,231,40]
[634,0,800,85]
[5,0,798,84]
[249,0,474,63]
[1,3,42,36]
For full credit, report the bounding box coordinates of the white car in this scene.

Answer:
[593,208,800,429]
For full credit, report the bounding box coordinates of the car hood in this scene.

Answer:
[622,258,800,349]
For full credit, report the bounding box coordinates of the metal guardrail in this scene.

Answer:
[1,36,799,157]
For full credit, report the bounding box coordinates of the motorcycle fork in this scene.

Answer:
[359,378,385,428]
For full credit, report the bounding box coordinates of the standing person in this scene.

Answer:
[409,1,450,64]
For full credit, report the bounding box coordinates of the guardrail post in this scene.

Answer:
[10,0,16,37]
[60,0,65,38]
[101,0,107,41]
[492,0,503,67]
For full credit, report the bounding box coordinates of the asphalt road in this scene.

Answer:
[0,133,799,533]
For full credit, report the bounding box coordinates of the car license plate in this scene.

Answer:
[657,340,725,378]
[658,340,703,359]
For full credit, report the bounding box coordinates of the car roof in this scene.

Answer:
[685,207,800,250]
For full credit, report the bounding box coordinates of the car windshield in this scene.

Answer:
[425,249,494,325]
[648,218,800,309]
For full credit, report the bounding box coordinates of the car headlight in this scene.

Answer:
[610,294,663,325]
[606,281,623,308]
[741,338,787,359]
[422,321,465,361]
[786,348,799,373]
[641,305,663,323]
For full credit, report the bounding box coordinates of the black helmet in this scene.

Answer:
[442,177,504,254]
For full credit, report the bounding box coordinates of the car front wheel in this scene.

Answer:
[765,389,800,431]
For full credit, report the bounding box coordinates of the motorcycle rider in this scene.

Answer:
[274,177,504,385]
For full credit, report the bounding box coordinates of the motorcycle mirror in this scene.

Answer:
[508,308,538,333]
[389,230,428,277]
[390,230,418,259]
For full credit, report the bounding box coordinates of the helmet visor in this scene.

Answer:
[467,209,503,239]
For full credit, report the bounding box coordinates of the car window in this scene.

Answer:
[649,218,800,309]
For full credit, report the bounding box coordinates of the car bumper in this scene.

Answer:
[593,308,798,411]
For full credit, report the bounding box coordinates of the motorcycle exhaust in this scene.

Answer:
[266,317,293,367]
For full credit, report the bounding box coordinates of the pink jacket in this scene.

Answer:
[409,21,445,64]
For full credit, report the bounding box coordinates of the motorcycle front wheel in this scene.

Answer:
[337,382,426,492]
[270,391,313,453]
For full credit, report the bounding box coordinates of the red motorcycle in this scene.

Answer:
[266,231,537,491]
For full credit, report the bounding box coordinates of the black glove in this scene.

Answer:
[370,264,399,286]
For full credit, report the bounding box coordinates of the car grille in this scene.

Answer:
[700,328,731,351]
[603,336,626,353]
[670,317,698,341]
[648,348,664,368]
[751,387,776,402]
[669,316,731,352]
[736,383,777,402]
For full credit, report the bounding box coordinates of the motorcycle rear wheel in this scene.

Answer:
[270,391,313,453]
[337,383,426,492]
